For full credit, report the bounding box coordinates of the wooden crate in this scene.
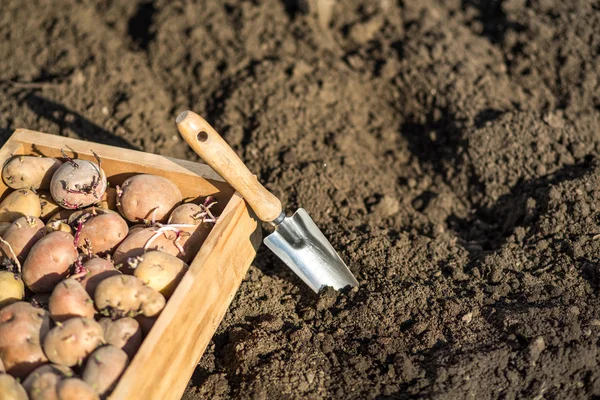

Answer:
[0,129,262,400]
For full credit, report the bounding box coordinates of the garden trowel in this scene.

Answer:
[176,110,359,293]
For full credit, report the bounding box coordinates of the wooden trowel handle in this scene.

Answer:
[176,110,283,222]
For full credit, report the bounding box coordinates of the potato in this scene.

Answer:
[0,189,42,222]
[117,174,182,223]
[98,318,142,359]
[0,373,28,400]
[0,271,25,308]
[0,216,46,262]
[48,209,75,224]
[43,317,104,367]
[49,279,95,323]
[133,251,188,298]
[57,378,99,400]
[78,258,120,298]
[127,223,147,237]
[0,222,11,236]
[22,231,79,293]
[0,354,4,372]
[97,187,117,211]
[46,220,72,234]
[2,156,63,190]
[113,224,209,266]
[50,159,107,210]
[39,191,62,221]
[0,302,51,378]
[83,345,128,398]
[71,211,128,256]
[95,275,165,318]
[167,203,203,225]
[22,364,73,400]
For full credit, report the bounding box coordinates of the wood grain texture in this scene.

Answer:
[176,111,283,222]
[0,130,262,400]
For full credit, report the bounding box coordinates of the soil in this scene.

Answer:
[1,0,600,398]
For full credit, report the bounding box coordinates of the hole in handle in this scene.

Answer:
[197,131,208,142]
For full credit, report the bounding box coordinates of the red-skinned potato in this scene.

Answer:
[0,189,42,222]
[43,317,104,367]
[167,203,203,225]
[22,364,73,400]
[95,275,165,318]
[58,378,99,400]
[83,345,128,397]
[70,210,128,256]
[22,231,78,293]
[2,156,63,190]
[49,278,95,322]
[0,373,28,400]
[0,216,46,263]
[0,271,25,308]
[132,251,188,298]
[117,174,182,223]
[98,317,142,359]
[50,159,107,210]
[0,302,51,378]
[78,258,120,298]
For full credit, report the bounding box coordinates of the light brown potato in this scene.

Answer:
[2,156,63,190]
[22,231,79,293]
[117,174,182,223]
[0,271,25,308]
[0,302,51,378]
[72,211,128,256]
[82,345,128,398]
[0,216,46,263]
[22,364,73,400]
[50,160,107,210]
[48,209,75,224]
[49,279,95,323]
[0,222,12,236]
[97,187,117,211]
[0,373,28,400]
[78,258,120,298]
[95,275,165,318]
[57,378,100,400]
[133,251,188,298]
[167,203,203,225]
[98,318,142,359]
[39,191,62,221]
[113,224,210,267]
[43,317,104,367]
[46,220,72,234]
[0,189,42,223]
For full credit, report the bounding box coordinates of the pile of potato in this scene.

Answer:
[0,154,217,399]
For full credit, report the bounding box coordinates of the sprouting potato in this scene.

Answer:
[113,224,210,267]
[57,378,100,400]
[49,278,95,323]
[0,302,51,378]
[70,209,128,256]
[39,190,62,221]
[117,174,182,223]
[98,317,142,359]
[22,363,74,400]
[95,275,165,318]
[82,345,128,398]
[0,373,28,400]
[48,209,75,224]
[43,317,104,367]
[0,216,46,263]
[2,156,63,190]
[0,271,25,308]
[132,251,188,298]
[0,189,42,223]
[46,220,73,234]
[50,158,107,210]
[167,203,204,225]
[78,258,120,298]
[22,231,79,293]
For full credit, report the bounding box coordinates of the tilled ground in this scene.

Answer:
[1,0,600,398]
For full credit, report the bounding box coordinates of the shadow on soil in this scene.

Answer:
[25,94,139,150]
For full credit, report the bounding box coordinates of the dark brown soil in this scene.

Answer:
[2,0,600,398]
